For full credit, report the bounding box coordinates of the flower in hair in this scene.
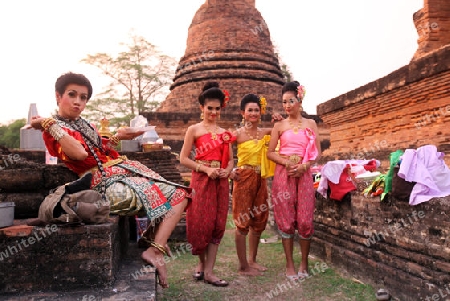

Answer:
[222,89,230,108]
[259,96,267,114]
[297,85,306,100]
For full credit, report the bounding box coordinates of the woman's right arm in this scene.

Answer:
[31,116,88,161]
[267,123,288,167]
[180,126,198,171]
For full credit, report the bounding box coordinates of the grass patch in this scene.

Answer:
[160,215,375,300]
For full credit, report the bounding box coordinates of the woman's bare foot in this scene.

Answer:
[249,261,268,272]
[285,267,297,279]
[238,266,263,276]
[142,247,168,288]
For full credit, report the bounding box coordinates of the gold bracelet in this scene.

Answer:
[48,124,68,141]
[109,135,120,146]
[284,161,289,168]
[41,118,56,131]
[195,163,202,173]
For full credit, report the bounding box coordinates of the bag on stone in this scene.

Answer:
[38,173,110,224]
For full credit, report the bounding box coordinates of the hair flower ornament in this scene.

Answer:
[297,85,306,100]
[259,96,267,114]
[222,89,230,108]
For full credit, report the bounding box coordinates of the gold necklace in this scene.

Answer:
[203,122,218,140]
[244,126,260,144]
[288,118,302,134]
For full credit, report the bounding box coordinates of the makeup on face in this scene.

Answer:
[66,90,89,102]
[243,103,261,121]
[57,84,89,119]
[202,99,221,120]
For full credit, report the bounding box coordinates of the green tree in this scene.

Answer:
[0,119,26,149]
[273,43,294,82]
[81,33,176,127]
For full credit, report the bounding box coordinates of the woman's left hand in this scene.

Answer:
[287,164,307,177]
[218,168,231,178]
[116,127,146,140]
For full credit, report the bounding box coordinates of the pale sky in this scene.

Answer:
[0,0,423,125]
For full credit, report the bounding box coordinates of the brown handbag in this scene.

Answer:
[38,184,110,224]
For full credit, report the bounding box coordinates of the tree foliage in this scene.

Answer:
[273,43,294,82]
[0,119,26,149]
[81,33,176,127]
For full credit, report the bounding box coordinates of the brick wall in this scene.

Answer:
[317,45,450,167]
[312,193,450,301]
[0,216,129,293]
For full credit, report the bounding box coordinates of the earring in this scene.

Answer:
[259,117,262,124]
[200,112,204,120]
[241,117,245,126]
[299,105,303,112]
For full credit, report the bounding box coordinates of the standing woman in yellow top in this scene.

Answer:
[229,93,276,276]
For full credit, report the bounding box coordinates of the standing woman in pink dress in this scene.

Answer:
[267,81,321,280]
[180,82,235,287]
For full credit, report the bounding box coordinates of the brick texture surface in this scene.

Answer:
[0,216,129,293]
[317,45,450,167]
[311,193,450,301]
[412,0,450,60]
[156,0,285,115]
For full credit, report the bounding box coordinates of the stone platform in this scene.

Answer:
[0,216,130,293]
[0,239,158,301]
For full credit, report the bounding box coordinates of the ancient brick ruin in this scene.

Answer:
[145,0,329,155]
[317,0,450,168]
[314,0,450,299]
[157,0,284,114]
[0,149,181,294]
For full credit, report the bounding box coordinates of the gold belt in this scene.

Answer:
[239,165,261,173]
[196,160,221,168]
[279,154,303,164]
[79,155,128,177]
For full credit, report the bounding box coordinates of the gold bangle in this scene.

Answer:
[109,135,120,146]
[284,161,289,168]
[195,163,202,173]
[41,118,56,131]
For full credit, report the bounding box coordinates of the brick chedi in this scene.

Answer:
[144,0,288,152]
[157,0,285,114]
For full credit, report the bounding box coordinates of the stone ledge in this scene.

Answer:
[0,216,129,293]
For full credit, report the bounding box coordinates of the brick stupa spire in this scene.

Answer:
[157,0,285,115]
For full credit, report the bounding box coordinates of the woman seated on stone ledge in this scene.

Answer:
[30,72,190,289]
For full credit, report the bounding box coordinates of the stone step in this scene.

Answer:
[0,216,129,293]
